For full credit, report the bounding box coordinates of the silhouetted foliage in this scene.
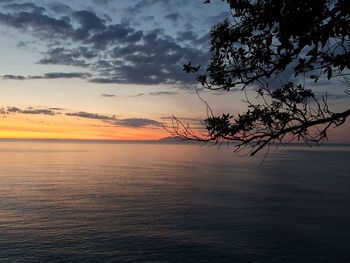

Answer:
[172,0,350,156]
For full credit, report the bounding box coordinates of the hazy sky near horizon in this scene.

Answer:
[0,0,349,141]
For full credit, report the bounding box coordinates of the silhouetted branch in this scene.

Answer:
[172,0,350,156]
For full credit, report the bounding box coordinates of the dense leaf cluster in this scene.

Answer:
[187,0,350,89]
[176,0,350,155]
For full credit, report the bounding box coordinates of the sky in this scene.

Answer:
[0,0,349,142]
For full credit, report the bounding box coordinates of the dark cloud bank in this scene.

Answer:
[0,1,210,86]
[3,72,91,80]
[6,106,57,115]
[3,106,162,128]
[66,111,162,128]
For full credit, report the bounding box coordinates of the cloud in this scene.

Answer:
[174,83,200,91]
[5,105,162,129]
[206,11,231,25]
[30,72,92,79]
[2,72,92,80]
[38,48,92,67]
[0,108,7,115]
[66,111,161,128]
[89,78,117,84]
[48,107,66,111]
[93,0,115,5]
[149,91,178,96]
[66,111,115,120]
[3,3,46,14]
[143,15,154,21]
[112,118,162,128]
[177,30,197,42]
[21,109,56,115]
[101,94,115,97]
[176,30,210,46]
[73,10,106,38]
[48,3,72,14]
[0,11,74,39]
[98,93,147,98]
[87,23,143,48]
[126,0,171,15]
[0,2,210,85]
[3,75,25,80]
[6,107,21,113]
[164,13,181,22]
[129,93,144,97]
[103,32,209,84]
[6,107,57,115]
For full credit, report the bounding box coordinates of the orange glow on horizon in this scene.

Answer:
[0,114,168,140]
[0,113,349,142]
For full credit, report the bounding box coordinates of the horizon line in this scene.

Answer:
[0,138,349,146]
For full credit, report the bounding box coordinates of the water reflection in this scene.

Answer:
[0,141,349,262]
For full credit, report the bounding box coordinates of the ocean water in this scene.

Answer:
[0,140,349,263]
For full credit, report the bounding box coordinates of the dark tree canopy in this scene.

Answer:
[173,0,350,156]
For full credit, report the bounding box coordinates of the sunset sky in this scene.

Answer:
[0,0,349,141]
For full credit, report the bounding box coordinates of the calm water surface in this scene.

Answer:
[0,141,349,262]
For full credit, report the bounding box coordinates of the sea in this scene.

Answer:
[0,140,349,262]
